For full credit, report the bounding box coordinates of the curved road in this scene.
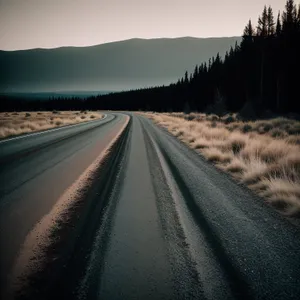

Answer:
[0,113,300,300]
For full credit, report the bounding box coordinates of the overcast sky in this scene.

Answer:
[0,0,286,50]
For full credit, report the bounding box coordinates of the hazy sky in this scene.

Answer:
[0,0,285,50]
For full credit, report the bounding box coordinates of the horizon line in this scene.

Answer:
[0,35,242,52]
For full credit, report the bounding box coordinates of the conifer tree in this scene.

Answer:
[282,0,297,32]
[267,6,275,35]
[276,12,282,36]
[297,4,300,27]
[215,53,221,64]
[184,71,189,84]
[224,51,229,61]
[243,19,254,37]
[234,41,240,51]
[193,65,199,78]
[257,6,268,36]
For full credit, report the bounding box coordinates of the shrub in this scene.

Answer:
[25,113,31,117]
[224,115,235,124]
[90,115,96,119]
[270,129,287,138]
[81,115,86,119]
[263,123,273,132]
[242,124,252,133]
[184,114,195,121]
[52,110,60,114]
[207,114,219,122]
[288,125,300,135]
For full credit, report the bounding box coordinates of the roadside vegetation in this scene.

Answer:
[145,112,300,216]
[0,111,102,139]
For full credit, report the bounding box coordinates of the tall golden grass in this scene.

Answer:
[145,112,300,216]
[0,111,102,139]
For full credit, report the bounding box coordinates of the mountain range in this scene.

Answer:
[0,37,241,93]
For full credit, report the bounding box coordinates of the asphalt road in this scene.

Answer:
[1,113,300,300]
[0,114,127,294]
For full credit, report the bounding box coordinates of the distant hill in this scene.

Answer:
[0,37,241,93]
[0,91,111,100]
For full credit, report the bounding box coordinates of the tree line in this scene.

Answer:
[1,0,300,115]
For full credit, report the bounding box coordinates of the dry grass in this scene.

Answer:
[144,112,300,216]
[0,111,103,139]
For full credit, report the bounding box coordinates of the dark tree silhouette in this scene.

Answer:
[267,6,276,35]
[244,19,254,37]
[276,12,282,36]
[257,6,268,36]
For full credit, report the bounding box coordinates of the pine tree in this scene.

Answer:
[208,58,212,70]
[282,0,297,32]
[224,51,229,61]
[234,41,240,51]
[215,53,221,64]
[276,12,282,36]
[267,6,275,35]
[212,56,215,66]
[184,71,189,84]
[257,6,268,36]
[243,19,254,37]
[297,4,300,28]
[193,65,199,78]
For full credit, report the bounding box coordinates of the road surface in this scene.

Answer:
[0,113,300,300]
